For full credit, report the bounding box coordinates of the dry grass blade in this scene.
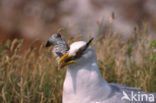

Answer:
[0,27,156,103]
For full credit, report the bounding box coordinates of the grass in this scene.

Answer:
[0,27,156,103]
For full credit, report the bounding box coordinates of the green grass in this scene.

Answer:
[0,28,156,103]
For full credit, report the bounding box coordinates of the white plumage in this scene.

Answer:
[60,41,156,103]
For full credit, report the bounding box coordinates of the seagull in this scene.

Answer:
[58,38,156,103]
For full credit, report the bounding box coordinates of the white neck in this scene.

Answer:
[63,57,112,103]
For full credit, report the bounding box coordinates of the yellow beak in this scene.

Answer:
[58,52,75,68]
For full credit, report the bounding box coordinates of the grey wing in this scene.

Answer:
[108,83,156,103]
[110,83,140,92]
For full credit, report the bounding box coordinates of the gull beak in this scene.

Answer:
[58,52,75,68]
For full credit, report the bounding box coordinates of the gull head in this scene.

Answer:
[58,38,95,68]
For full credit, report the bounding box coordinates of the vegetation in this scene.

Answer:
[0,27,156,103]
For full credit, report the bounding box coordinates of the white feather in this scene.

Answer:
[62,41,156,103]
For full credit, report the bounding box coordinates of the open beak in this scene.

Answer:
[58,52,75,68]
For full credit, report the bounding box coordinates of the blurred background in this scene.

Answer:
[0,1,156,102]
[0,0,156,43]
